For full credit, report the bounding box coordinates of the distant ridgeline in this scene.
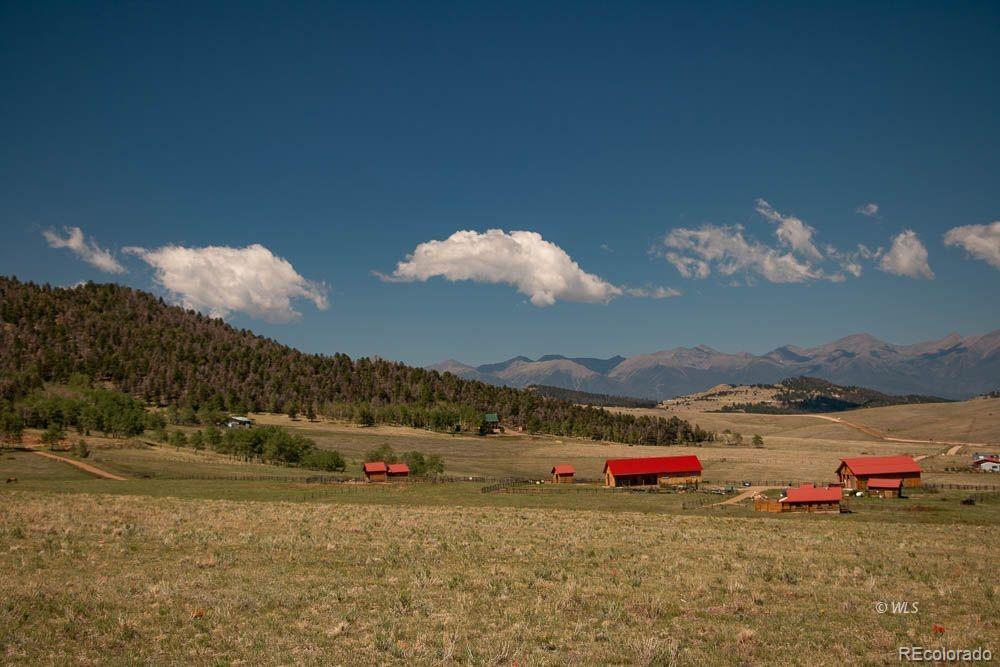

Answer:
[0,277,712,446]
[716,376,951,414]
[526,384,658,409]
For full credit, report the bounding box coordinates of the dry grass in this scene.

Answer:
[1,490,996,665]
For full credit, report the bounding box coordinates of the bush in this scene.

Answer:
[301,449,346,472]
[365,443,397,464]
[73,439,90,458]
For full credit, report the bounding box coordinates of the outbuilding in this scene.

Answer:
[603,455,702,487]
[837,456,921,490]
[551,465,575,483]
[777,484,842,513]
[972,457,1000,473]
[387,463,410,480]
[224,415,254,429]
[363,461,388,483]
[866,477,905,498]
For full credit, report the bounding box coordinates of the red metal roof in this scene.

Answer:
[780,485,842,504]
[603,455,702,477]
[551,465,575,475]
[386,463,410,475]
[363,461,388,473]
[866,477,903,490]
[839,456,921,476]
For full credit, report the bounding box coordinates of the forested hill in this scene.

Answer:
[0,277,711,445]
[526,385,657,408]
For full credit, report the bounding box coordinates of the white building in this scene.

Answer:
[224,415,254,429]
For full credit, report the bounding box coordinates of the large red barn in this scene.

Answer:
[603,455,702,487]
[837,456,921,490]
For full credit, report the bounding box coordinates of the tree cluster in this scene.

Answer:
[0,277,713,446]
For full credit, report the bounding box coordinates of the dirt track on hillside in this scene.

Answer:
[31,451,127,480]
[797,414,991,448]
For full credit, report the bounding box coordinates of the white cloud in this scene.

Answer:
[878,230,934,279]
[380,229,629,307]
[42,226,125,274]
[856,203,880,218]
[658,223,825,284]
[943,221,1000,270]
[754,199,823,261]
[624,285,681,299]
[124,243,328,322]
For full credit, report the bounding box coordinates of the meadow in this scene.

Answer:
[2,399,999,665]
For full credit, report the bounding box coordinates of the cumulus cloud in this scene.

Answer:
[658,224,824,284]
[380,229,641,307]
[878,230,934,279]
[124,243,328,322]
[42,226,125,274]
[943,221,1000,270]
[856,203,880,218]
[754,199,823,261]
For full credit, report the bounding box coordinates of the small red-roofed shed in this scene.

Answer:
[837,456,921,490]
[867,477,904,498]
[363,461,388,483]
[387,463,410,481]
[551,465,575,484]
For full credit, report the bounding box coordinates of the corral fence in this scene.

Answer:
[924,482,1000,491]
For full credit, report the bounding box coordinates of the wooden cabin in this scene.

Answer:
[363,461,388,483]
[483,413,501,433]
[837,456,921,490]
[756,484,842,513]
[867,477,904,498]
[551,465,575,484]
[603,455,702,488]
[387,463,410,481]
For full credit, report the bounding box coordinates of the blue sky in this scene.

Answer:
[2,1,998,365]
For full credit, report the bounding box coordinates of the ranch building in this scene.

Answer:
[866,477,905,498]
[755,484,843,513]
[603,455,702,488]
[387,463,410,480]
[972,457,1000,473]
[837,455,921,490]
[363,461,388,483]
[482,413,501,433]
[550,465,575,483]
[223,415,254,429]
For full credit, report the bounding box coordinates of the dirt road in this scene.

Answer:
[31,451,127,481]
[797,414,991,448]
[712,486,780,507]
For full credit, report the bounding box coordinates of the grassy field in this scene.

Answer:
[1,484,997,665]
[2,399,998,664]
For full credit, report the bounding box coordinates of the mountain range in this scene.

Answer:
[428,331,1000,400]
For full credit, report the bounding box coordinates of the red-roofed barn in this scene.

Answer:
[363,461,388,483]
[866,478,904,498]
[387,463,410,481]
[603,456,702,487]
[837,456,921,490]
[551,465,575,484]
